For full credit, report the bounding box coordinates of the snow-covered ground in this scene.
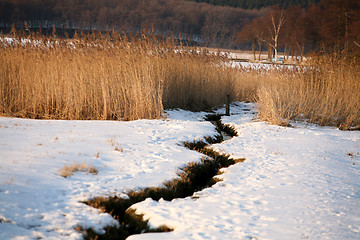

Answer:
[1,103,359,240]
[229,61,301,70]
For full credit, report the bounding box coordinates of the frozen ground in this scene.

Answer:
[1,102,359,240]
[229,61,301,70]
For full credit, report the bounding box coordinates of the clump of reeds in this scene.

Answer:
[2,30,357,130]
[0,31,165,120]
[0,30,239,120]
[256,57,360,129]
[162,48,238,111]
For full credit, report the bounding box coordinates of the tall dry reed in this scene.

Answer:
[0,33,165,120]
[256,58,360,129]
[2,31,358,130]
[162,48,237,110]
[0,32,240,120]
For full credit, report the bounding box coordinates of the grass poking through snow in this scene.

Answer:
[59,162,98,178]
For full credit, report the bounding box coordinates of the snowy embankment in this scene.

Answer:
[1,102,359,239]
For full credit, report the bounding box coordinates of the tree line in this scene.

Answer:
[0,0,261,48]
[185,0,320,9]
[1,0,359,55]
[237,0,360,59]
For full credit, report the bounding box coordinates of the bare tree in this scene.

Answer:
[242,6,287,62]
[265,7,286,61]
[254,19,265,60]
[236,17,266,60]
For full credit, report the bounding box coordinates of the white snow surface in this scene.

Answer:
[1,102,359,240]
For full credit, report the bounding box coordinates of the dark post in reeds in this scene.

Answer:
[225,94,230,116]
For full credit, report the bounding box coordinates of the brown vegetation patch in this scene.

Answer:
[59,162,98,178]
[256,57,360,129]
[0,31,247,121]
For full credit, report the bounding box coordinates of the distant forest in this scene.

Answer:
[185,0,321,9]
[237,0,360,58]
[0,0,359,54]
[0,0,262,48]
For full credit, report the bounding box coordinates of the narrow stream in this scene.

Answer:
[84,114,244,240]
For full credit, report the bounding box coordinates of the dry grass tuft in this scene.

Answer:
[108,137,123,152]
[59,162,98,178]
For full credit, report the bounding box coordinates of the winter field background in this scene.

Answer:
[1,30,360,239]
[1,102,359,240]
[1,0,360,238]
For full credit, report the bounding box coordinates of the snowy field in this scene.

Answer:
[1,102,359,240]
[229,61,301,70]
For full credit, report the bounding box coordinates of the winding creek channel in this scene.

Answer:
[84,113,245,239]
